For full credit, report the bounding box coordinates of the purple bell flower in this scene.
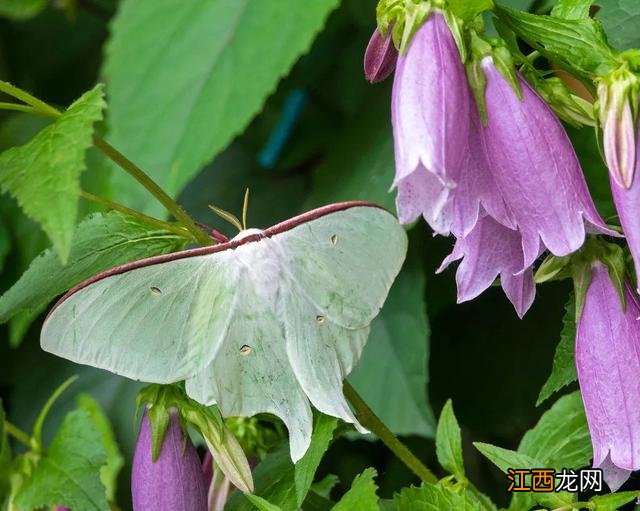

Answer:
[132,409,207,511]
[576,263,640,491]
[480,57,615,268]
[364,29,397,83]
[392,10,470,234]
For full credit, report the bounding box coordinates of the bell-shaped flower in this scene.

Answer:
[576,263,640,491]
[480,56,615,267]
[392,11,470,234]
[438,214,535,318]
[610,166,640,289]
[597,76,638,189]
[132,409,208,511]
[364,29,397,83]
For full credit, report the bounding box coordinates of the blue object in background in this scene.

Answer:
[258,88,308,169]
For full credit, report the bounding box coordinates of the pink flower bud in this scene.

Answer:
[363,29,397,83]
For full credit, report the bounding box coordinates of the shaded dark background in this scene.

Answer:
[0,0,616,508]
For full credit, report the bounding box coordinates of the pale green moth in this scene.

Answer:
[40,202,407,461]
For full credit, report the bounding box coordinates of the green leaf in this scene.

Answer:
[551,0,593,19]
[494,3,618,77]
[104,0,339,215]
[0,0,47,20]
[0,85,105,261]
[391,483,471,510]
[473,442,540,474]
[595,0,640,49]
[15,409,109,511]
[332,468,378,511]
[0,211,188,332]
[0,400,10,505]
[304,98,395,212]
[349,250,435,437]
[518,392,591,469]
[448,0,494,22]
[537,294,577,405]
[246,494,283,511]
[435,400,464,480]
[76,394,124,503]
[228,414,338,511]
[295,414,338,506]
[590,491,640,510]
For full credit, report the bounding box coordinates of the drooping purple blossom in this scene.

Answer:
[392,11,470,233]
[364,29,397,83]
[132,409,207,511]
[576,263,640,491]
[480,57,615,268]
[438,214,535,318]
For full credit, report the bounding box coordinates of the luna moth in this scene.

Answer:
[40,202,407,461]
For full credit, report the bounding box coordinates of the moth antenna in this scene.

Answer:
[208,204,243,232]
[242,188,250,230]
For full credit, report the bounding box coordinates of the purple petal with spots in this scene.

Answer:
[481,57,615,268]
[132,410,207,511]
[576,264,640,480]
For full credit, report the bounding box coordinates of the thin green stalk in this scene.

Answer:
[4,421,31,447]
[92,136,213,246]
[343,381,438,484]
[80,191,195,241]
[0,80,60,118]
[0,102,41,115]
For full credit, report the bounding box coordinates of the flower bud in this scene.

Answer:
[132,409,207,511]
[363,29,397,83]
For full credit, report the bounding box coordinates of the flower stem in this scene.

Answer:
[92,136,212,246]
[343,381,438,484]
[4,421,32,447]
[0,80,60,118]
[80,190,195,241]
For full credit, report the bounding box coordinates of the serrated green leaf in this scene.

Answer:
[76,394,124,503]
[15,409,108,511]
[0,211,188,333]
[537,294,577,405]
[519,392,591,469]
[391,483,473,510]
[494,3,618,77]
[0,0,46,20]
[332,468,378,511]
[590,490,640,510]
[474,442,540,473]
[349,250,435,437]
[0,85,105,261]
[551,0,593,19]
[104,0,339,215]
[435,400,464,480]
[596,0,640,49]
[295,414,338,507]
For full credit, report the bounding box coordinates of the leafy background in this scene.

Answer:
[0,0,637,509]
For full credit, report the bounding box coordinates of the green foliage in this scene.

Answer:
[0,85,105,261]
[14,409,109,511]
[104,0,340,214]
[76,394,124,503]
[294,414,338,507]
[448,0,495,21]
[589,491,640,510]
[435,400,464,480]
[0,0,47,20]
[349,250,435,437]
[595,0,640,49]
[551,0,593,19]
[537,294,577,405]
[391,483,474,510]
[494,3,618,77]
[332,468,378,511]
[0,211,188,337]
[0,400,9,506]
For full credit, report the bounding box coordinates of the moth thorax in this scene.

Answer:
[241,240,282,303]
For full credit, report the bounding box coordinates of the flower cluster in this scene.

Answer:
[365,4,640,492]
